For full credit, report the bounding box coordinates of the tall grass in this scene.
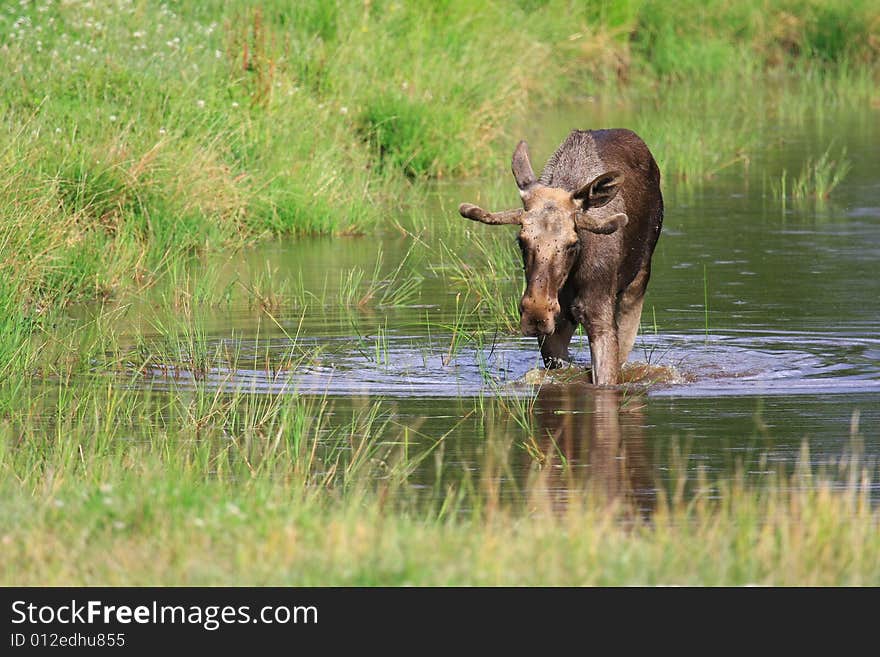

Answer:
[2,381,877,585]
[1,0,880,586]
[1,0,877,330]
[0,259,876,585]
[790,145,853,200]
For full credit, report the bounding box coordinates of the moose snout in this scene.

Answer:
[520,295,560,336]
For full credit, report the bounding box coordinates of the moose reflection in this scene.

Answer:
[525,384,655,518]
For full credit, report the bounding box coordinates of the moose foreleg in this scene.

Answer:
[580,298,620,385]
[587,328,620,385]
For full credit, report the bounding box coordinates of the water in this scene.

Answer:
[117,102,880,507]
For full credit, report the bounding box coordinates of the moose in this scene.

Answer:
[458,129,663,385]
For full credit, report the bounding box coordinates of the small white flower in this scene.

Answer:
[196,99,205,109]
[214,49,222,59]
[158,127,167,135]
[109,114,117,122]
[55,127,61,133]
[340,106,348,115]
[231,101,239,108]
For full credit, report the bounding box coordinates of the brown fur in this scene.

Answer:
[459,129,663,385]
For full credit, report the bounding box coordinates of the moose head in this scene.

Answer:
[459,140,628,338]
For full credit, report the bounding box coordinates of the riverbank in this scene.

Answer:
[2,1,879,586]
[2,1,878,320]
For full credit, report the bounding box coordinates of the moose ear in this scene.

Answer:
[511,140,536,193]
[572,171,625,208]
[574,211,628,235]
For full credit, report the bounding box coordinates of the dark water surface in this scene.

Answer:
[121,103,880,506]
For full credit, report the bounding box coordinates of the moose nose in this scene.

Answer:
[521,315,556,337]
[520,296,559,336]
[521,295,560,318]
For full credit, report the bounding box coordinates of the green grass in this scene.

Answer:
[2,0,880,586]
[2,379,877,585]
[790,145,853,200]
[1,0,877,332]
[703,264,710,340]
[1,256,877,585]
[770,144,852,211]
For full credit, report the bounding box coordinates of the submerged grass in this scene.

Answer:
[770,143,852,214]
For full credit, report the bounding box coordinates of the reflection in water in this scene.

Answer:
[528,385,655,518]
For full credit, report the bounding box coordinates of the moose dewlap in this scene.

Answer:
[458,129,663,386]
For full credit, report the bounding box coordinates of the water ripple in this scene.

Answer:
[134,329,880,399]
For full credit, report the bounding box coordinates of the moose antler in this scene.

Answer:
[458,204,523,225]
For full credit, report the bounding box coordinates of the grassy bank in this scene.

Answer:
[8,482,880,586]
[2,379,877,585]
[2,1,880,586]
[2,1,878,321]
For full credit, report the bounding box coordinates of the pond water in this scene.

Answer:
[118,101,880,508]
